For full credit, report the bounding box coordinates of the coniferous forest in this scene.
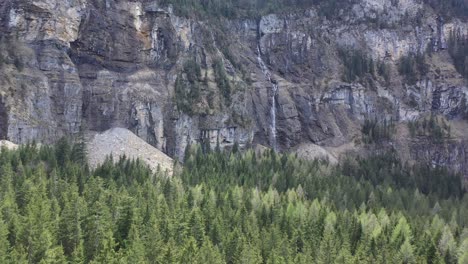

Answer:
[0,141,468,263]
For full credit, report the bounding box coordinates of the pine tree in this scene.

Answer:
[124,222,147,263]
[71,140,87,165]
[55,137,71,167]
[438,225,457,262]
[40,246,67,264]
[0,162,20,250]
[317,212,338,264]
[83,198,115,262]
[161,238,180,263]
[59,185,83,258]
[142,219,163,263]
[397,239,416,264]
[0,210,10,264]
[197,239,225,264]
[189,208,206,247]
[19,174,56,263]
[180,237,198,263]
[458,237,468,264]
[335,246,353,264]
[240,242,263,264]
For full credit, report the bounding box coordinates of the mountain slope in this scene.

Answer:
[0,0,467,178]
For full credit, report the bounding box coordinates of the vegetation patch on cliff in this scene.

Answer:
[448,31,468,79]
[161,0,357,19]
[361,118,395,144]
[174,58,204,115]
[398,53,429,85]
[213,58,232,105]
[407,115,451,143]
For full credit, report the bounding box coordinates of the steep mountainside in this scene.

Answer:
[0,0,467,177]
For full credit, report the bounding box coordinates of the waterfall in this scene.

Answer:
[256,45,278,151]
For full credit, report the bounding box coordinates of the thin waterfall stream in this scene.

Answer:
[256,45,278,151]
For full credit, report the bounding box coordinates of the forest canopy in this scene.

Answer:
[0,141,467,263]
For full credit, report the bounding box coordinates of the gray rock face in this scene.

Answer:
[0,0,467,178]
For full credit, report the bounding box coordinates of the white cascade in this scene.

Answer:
[256,45,278,151]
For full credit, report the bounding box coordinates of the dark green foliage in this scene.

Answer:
[339,48,375,82]
[160,0,358,19]
[56,137,72,167]
[0,53,5,69]
[361,118,395,144]
[407,115,451,143]
[377,60,391,84]
[0,140,466,263]
[71,139,87,165]
[340,151,463,199]
[175,58,202,114]
[212,28,252,84]
[0,37,28,72]
[448,30,468,79]
[213,59,232,105]
[13,57,24,72]
[461,96,468,120]
[398,53,429,85]
[184,58,202,84]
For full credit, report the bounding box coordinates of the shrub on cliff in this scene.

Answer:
[175,59,203,114]
[361,118,395,144]
[338,48,375,83]
[213,59,232,105]
[448,31,468,79]
[398,53,429,85]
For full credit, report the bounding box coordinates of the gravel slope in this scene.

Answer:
[87,128,173,175]
[0,140,18,150]
[295,143,339,164]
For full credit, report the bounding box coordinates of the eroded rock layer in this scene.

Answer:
[0,0,467,178]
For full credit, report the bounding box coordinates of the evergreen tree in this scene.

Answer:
[124,221,146,263]
[317,212,338,263]
[59,185,84,258]
[398,239,416,264]
[240,242,263,264]
[83,198,115,262]
[458,237,468,264]
[197,239,225,264]
[0,210,10,264]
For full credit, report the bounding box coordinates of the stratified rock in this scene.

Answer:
[0,0,467,179]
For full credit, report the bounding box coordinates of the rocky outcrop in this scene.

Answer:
[0,0,467,179]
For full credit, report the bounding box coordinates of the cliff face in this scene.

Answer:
[0,0,467,176]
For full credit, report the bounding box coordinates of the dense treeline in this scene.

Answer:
[0,141,467,263]
[160,0,355,19]
[159,0,467,20]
